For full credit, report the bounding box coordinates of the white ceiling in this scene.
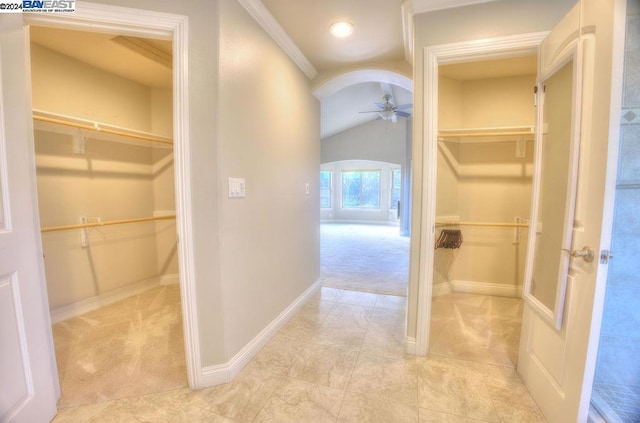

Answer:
[28,0,517,139]
[260,0,406,72]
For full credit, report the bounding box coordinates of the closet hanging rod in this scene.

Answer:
[33,112,173,145]
[435,221,529,228]
[41,215,176,233]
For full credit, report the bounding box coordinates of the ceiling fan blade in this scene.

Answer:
[396,111,411,118]
[396,103,413,110]
[359,110,382,113]
[374,102,386,109]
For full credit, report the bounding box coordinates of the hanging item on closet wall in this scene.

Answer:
[435,229,463,249]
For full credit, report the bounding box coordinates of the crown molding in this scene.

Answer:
[313,68,413,101]
[411,0,498,14]
[401,1,415,64]
[236,0,317,80]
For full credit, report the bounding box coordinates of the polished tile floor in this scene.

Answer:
[52,285,187,408]
[53,287,545,422]
[430,293,523,368]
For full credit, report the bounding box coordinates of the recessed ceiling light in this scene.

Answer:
[329,21,354,38]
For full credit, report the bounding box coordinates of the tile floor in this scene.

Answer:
[53,287,546,422]
[52,285,187,408]
[430,293,523,368]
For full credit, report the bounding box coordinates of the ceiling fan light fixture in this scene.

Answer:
[380,110,395,120]
[329,21,354,38]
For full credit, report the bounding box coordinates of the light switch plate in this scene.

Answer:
[228,177,246,198]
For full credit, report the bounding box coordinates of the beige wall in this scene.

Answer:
[438,76,462,129]
[151,88,178,278]
[459,75,536,128]
[35,133,160,308]
[321,118,408,165]
[30,44,152,132]
[436,76,462,217]
[453,142,533,286]
[153,147,179,278]
[408,0,576,338]
[434,73,535,293]
[217,0,320,358]
[31,44,177,309]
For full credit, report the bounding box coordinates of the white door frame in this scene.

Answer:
[415,32,548,355]
[23,2,202,388]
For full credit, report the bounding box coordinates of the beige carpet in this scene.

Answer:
[52,285,187,408]
[321,223,409,297]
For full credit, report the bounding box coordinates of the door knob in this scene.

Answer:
[562,246,595,263]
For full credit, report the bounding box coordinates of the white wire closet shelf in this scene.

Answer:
[435,220,529,228]
[32,109,173,148]
[438,125,535,143]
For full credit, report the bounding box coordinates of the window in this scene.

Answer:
[342,170,380,208]
[320,170,331,208]
[391,169,401,209]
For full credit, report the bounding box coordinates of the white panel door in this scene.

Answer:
[0,17,58,423]
[517,0,625,422]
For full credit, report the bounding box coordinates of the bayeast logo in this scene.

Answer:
[23,0,75,12]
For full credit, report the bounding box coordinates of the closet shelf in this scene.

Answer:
[438,126,534,143]
[435,221,529,228]
[33,109,173,147]
[41,215,176,233]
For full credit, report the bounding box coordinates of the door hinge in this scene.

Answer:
[600,250,614,264]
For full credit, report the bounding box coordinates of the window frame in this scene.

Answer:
[320,170,332,209]
[341,168,382,209]
[390,168,401,210]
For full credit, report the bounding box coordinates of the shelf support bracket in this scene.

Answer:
[72,128,86,154]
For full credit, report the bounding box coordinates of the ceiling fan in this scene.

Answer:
[359,94,412,123]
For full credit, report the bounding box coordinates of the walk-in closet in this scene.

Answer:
[429,55,537,367]
[29,26,186,407]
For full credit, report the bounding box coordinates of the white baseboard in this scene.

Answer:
[432,282,453,297]
[50,274,180,323]
[436,215,459,222]
[153,210,176,217]
[405,337,417,355]
[50,276,158,323]
[197,278,322,388]
[322,219,399,226]
[160,274,180,285]
[450,280,522,298]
